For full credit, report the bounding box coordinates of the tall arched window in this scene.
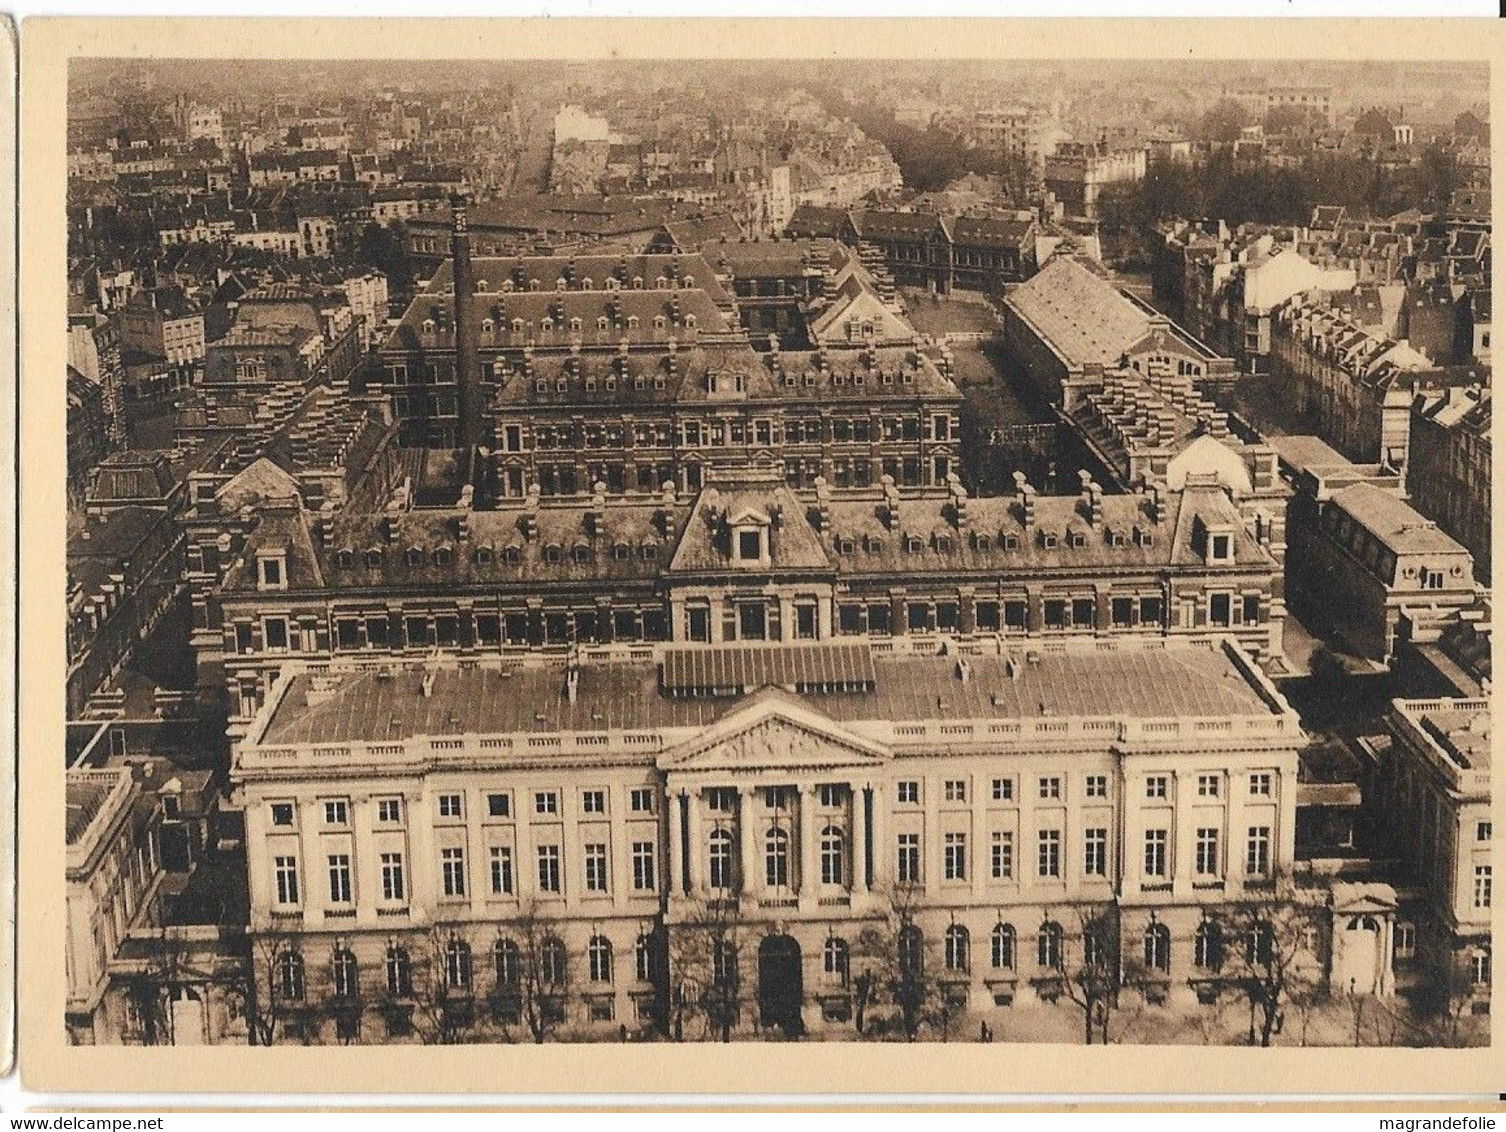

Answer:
[1194,921,1223,971]
[765,827,790,888]
[587,935,614,984]
[635,934,656,983]
[541,936,568,985]
[493,938,520,987]
[1246,920,1275,967]
[332,945,359,998]
[1144,922,1171,973]
[823,937,850,985]
[991,923,1016,970]
[712,940,737,990]
[276,950,305,1000]
[1037,922,1063,970]
[944,925,970,973]
[898,923,924,977]
[820,825,845,887]
[708,829,734,890]
[385,945,412,996]
[444,938,472,990]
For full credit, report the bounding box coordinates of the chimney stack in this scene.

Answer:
[881,474,901,531]
[451,191,484,455]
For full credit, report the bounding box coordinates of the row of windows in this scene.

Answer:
[269,787,657,830]
[271,932,643,1002]
[890,825,1272,885]
[892,771,1273,806]
[271,839,660,908]
[513,414,944,449]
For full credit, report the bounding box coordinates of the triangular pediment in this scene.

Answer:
[658,692,890,773]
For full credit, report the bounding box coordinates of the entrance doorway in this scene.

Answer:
[758,934,804,1035]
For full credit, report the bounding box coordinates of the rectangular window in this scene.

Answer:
[264,617,289,652]
[535,791,559,815]
[1478,821,1493,842]
[1209,593,1232,627]
[1395,923,1416,961]
[327,854,352,904]
[270,802,295,827]
[273,856,299,905]
[1083,828,1108,877]
[487,792,511,818]
[629,788,655,814]
[581,789,607,814]
[437,793,463,820]
[584,843,610,893]
[943,832,967,881]
[1037,830,1061,878]
[489,846,513,895]
[1085,775,1108,799]
[1140,596,1163,625]
[1195,828,1220,875]
[897,781,920,805]
[1246,826,1271,877]
[943,779,967,803]
[323,799,349,826]
[1146,775,1169,800]
[380,852,405,901]
[632,841,657,892]
[1250,772,1273,796]
[537,845,562,893]
[991,832,1014,880]
[441,847,467,897]
[1144,830,1168,877]
[376,798,402,824]
[991,777,1014,802]
[1197,774,1220,798]
[897,833,921,884]
[1039,776,1061,800]
[1474,865,1492,909]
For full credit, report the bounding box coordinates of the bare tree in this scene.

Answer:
[241,929,302,1046]
[1213,872,1327,1047]
[667,896,745,1042]
[846,884,943,1042]
[411,925,477,1045]
[1055,906,1133,1045]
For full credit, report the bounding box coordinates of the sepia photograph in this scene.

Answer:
[18,16,1501,1097]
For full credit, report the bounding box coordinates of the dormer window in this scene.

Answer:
[640,542,658,561]
[534,380,548,394]
[685,314,697,329]
[613,542,631,560]
[935,535,954,554]
[572,544,591,564]
[405,547,423,567]
[474,545,494,565]
[504,546,522,564]
[1110,530,1128,548]
[544,544,563,564]
[364,548,383,567]
[422,319,436,334]
[335,549,354,569]
[1209,532,1233,563]
[434,546,454,567]
[904,535,923,555]
[838,538,856,555]
[1068,530,1087,549]
[257,552,287,591]
[570,318,582,332]
[597,316,609,331]
[1003,533,1020,551]
[512,318,525,333]
[627,316,640,330]
[481,318,494,334]
[1040,532,1058,549]
[541,318,554,332]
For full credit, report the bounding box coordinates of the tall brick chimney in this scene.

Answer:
[451,191,483,454]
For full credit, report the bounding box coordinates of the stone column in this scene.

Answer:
[799,785,818,900]
[868,783,886,890]
[667,788,684,898]
[739,785,759,900]
[686,787,704,894]
[851,784,869,893]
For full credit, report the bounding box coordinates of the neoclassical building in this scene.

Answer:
[233,634,1305,1041]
